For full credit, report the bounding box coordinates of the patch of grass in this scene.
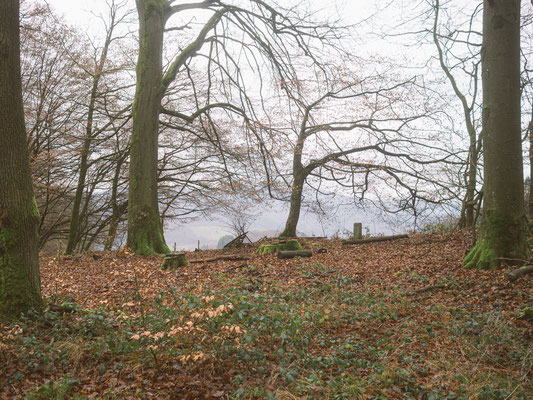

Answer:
[26,376,79,400]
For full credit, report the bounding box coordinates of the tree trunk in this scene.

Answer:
[464,0,527,269]
[0,0,42,318]
[280,171,306,238]
[65,142,90,254]
[104,202,127,251]
[127,0,170,255]
[461,144,479,228]
[105,151,128,251]
[342,234,409,245]
[280,133,308,238]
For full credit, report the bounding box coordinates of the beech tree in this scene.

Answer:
[128,0,345,254]
[464,0,528,269]
[261,65,459,238]
[22,1,241,253]
[0,0,42,318]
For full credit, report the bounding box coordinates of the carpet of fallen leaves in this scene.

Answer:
[1,230,532,399]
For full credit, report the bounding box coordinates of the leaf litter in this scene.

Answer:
[0,230,531,399]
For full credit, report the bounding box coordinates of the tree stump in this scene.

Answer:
[161,253,188,270]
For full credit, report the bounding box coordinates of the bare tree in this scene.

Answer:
[245,62,460,237]
[20,1,136,253]
[128,0,347,254]
[65,0,133,254]
[522,2,533,217]
[20,2,83,250]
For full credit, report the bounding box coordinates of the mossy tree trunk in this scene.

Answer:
[464,0,527,269]
[0,0,42,318]
[128,1,224,255]
[127,0,171,255]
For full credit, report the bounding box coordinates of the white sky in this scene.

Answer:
[38,0,462,248]
[46,0,375,32]
[38,0,532,246]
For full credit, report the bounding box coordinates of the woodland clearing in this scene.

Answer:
[1,231,531,399]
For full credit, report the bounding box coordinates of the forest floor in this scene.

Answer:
[1,230,532,399]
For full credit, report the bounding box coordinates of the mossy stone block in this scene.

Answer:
[161,253,188,270]
[521,307,533,321]
[257,239,302,255]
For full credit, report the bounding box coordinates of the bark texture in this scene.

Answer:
[127,0,170,255]
[464,0,527,269]
[0,0,42,318]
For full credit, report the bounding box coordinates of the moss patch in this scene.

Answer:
[0,204,42,319]
[161,253,188,270]
[127,205,171,256]
[464,211,528,270]
[257,239,303,255]
[520,307,533,321]
[24,196,40,222]
[463,238,498,270]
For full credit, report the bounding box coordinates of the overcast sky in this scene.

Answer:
[41,0,531,249]
[37,0,456,249]
[45,0,379,36]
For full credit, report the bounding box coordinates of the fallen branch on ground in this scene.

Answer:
[277,250,313,259]
[189,255,251,264]
[507,265,533,281]
[342,234,408,245]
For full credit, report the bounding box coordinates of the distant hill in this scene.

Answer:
[165,202,397,250]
